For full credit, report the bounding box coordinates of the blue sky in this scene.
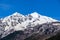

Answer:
[0,0,60,20]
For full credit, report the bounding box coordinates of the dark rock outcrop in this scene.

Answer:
[46,32,60,40]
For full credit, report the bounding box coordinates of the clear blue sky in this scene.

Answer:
[0,0,60,20]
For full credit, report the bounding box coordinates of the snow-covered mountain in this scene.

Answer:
[2,12,58,31]
[0,12,60,40]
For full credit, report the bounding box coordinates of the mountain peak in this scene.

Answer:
[11,12,25,17]
[29,12,40,18]
[31,12,39,15]
[12,12,22,16]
